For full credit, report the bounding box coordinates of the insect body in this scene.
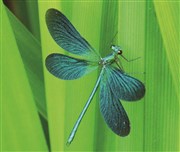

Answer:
[45,8,145,145]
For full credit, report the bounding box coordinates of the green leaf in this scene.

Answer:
[1,4,48,151]
[153,1,179,100]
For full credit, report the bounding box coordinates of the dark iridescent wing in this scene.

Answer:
[104,66,145,101]
[100,72,130,136]
[45,53,98,80]
[46,8,100,61]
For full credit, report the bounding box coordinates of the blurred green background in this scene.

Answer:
[0,0,179,151]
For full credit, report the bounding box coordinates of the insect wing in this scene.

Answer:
[105,66,145,101]
[100,71,130,136]
[46,8,100,61]
[46,53,98,80]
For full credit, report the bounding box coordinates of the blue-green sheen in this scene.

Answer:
[46,8,100,61]
[100,72,130,136]
[45,8,145,145]
[46,53,98,80]
[104,66,145,101]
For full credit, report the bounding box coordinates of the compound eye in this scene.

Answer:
[118,50,122,55]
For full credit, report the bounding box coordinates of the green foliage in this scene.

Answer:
[1,0,179,151]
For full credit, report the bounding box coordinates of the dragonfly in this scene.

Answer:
[45,8,145,145]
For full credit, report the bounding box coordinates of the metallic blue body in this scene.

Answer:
[45,8,145,145]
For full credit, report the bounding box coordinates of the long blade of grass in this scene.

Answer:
[1,5,48,151]
[2,1,51,150]
[144,1,179,151]
[117,1,146,151]
[153,1,179,100]
[4,5,47,119]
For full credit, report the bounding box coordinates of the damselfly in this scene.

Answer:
[45,8,145,145]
